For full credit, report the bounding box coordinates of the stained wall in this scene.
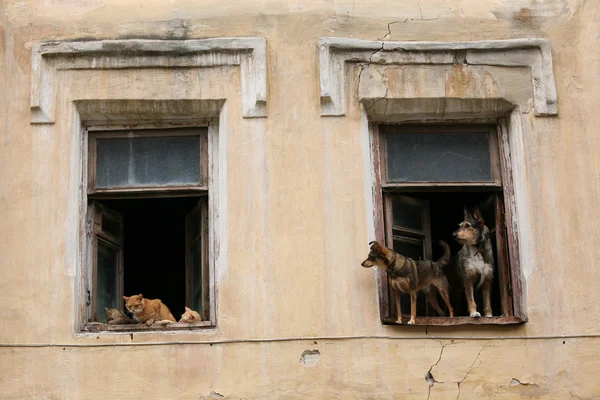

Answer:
[0,0,599,398]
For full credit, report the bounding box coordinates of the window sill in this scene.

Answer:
[83,321,214,332]
[382,316,525,326]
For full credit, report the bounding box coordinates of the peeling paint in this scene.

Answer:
[198,391,225,399]
[510,378,536,387]
[299,349,320,367]
[1,0,600,399]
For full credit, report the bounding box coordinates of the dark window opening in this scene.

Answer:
[95,197,201,323]
[388,191,507,319]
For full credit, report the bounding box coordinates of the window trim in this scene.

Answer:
[80,124,217,332]
[371,122,525,326]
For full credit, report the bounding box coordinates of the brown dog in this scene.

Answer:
[361,241,454,324]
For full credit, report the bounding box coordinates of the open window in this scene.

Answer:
[83,127,214,331]
[185,199,209,320]
[373,124,524,325]
[90,203,124,323]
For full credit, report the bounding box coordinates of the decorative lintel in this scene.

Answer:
[318,37,557,117]
[30,37,267,124]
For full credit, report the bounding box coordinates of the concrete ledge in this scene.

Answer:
[362,98,516,122]
[74,99,225,124]
[30,38,267,124]
[318,37,557,117]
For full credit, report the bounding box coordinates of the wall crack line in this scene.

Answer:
[456,342,490,399]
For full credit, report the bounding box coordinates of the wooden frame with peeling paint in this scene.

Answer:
[80,122,219,332]
[372,123,524,326]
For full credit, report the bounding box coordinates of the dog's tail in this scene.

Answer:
[435,240,451,268]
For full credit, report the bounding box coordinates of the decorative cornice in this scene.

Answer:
[30,38,267,124]
[318,37,557,117]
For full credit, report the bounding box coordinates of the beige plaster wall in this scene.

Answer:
[0,0,599,398]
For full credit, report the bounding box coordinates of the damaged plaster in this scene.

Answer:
[299,349,321,367]
[318,36,558,117]
[198,392,225,399]
[1,0,600,399]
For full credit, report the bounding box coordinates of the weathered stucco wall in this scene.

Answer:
[1,0,599,398]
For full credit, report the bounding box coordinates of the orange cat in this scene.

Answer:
[123,294,176,326]
[179,306,201,323]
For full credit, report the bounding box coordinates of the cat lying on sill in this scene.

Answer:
[104,294,201,326]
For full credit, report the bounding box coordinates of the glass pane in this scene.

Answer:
[392,200,423,231]
[96,136,200,188]
[392,236,423,260]
[101,215,121,239]
[190,243,202,314]
[96,241,119,323]
[386,132,491,182]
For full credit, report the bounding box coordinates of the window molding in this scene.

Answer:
[81,124,217,331]
[75,110,225,333]
[375,124,521,324]
[30,38,267,124]
[369,122,526,326]
[319,37,558,117]
[357,83,536,325]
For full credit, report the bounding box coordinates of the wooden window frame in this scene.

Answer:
[89,202,124,323]
[87,127,209,198]
[185,198,211,321]
[384,194,432,260]
[378,124,502,191]
[372,123,525,326]
[83,125,215,332]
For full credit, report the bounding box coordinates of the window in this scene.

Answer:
[373,124,524,325]
[84,127,213,331]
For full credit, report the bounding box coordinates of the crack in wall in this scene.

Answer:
[356,41,386,113]
[456,343,489,399]
[378,19,409,40]
[424,342,489,400]
[425,340,447,400]
[417,2,424,20]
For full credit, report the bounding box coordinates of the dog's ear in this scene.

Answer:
[370,241,384,253]
[463,205,470,219]
[473,207,484,225]
[370,241,394,263]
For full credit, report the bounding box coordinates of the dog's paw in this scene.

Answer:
[407,319,415,325]
[484,313,493,317]
[395,319,403,324]
[470,312,481,318]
